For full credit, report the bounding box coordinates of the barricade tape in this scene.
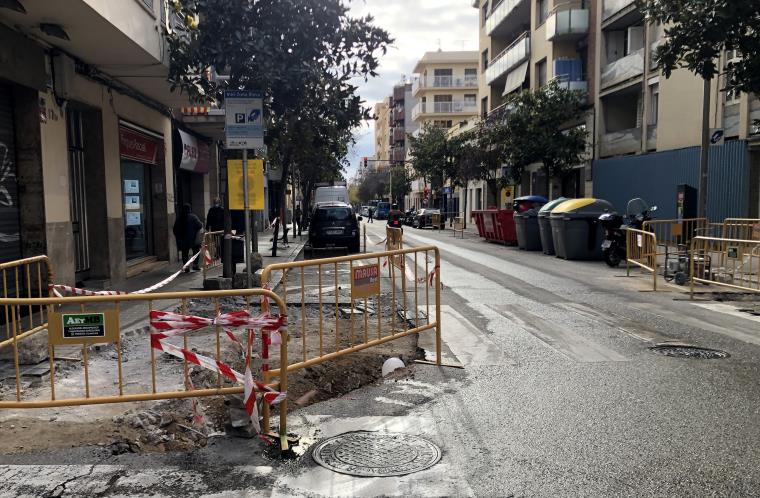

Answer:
[50,250,202,297]
[150,309,286,433]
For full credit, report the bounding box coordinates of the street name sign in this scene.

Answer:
[225,90,264,149]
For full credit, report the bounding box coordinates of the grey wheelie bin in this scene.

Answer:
[514,196,548,251]
[537,197,567,255]
[550,198,615,260]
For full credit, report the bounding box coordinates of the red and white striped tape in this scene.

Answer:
[50,250,202,297]
[150,309,287,432]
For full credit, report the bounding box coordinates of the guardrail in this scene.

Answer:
[453,217,465,238]
[690,236,760,296]
[625,227,658,290]
[259,244,442,430]
[201,230,224,278]
[0,288,291,448]
[643,218,708,253]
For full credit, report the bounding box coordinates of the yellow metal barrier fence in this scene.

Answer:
[0,255,53,351]
[260,244,442,429]
[643,218,708,253]
[452,217,465,238]
[625,228,658,291]
[201,230,224,278]
[690,236,760,296]
[0,289,290,443]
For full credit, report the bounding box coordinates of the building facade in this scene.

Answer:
[0,1,220,287]
[410,51,480,211]
[373,101,390,166]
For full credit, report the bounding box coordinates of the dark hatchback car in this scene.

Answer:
[308,202,362,252]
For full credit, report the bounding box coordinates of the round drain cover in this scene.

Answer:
[311,431,441,477]
[650,344,729,359]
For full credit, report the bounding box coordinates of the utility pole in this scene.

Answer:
[697,77,711,219]
[242,148,252,288]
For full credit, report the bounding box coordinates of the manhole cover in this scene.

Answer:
[650,344,730,359]
[311,431,441,477]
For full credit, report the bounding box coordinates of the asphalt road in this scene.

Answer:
[3,221,760,497]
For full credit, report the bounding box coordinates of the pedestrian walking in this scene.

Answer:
[173,203,203,272]
[205,197,225,231]
[295,205,302,236]
[368,207,374,223]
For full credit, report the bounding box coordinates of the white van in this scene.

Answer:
[314,186,349,206]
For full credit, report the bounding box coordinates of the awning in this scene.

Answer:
[503,61,529,97]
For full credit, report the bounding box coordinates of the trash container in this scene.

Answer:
[538,197,568,255]
[550,198,615,260]
[513,196,548,251]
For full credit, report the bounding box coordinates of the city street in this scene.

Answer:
[3,221,760,496]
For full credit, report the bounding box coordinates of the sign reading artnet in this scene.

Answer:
[48,310,120,345]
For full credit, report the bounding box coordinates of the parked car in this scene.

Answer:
[403,209,417,226]
[413,208,443,229]
[308,202,362,253]
[375,201,391,220]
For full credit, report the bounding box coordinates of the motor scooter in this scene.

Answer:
[599,198,657,267]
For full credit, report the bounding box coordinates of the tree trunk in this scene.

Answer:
[462,181,468,229]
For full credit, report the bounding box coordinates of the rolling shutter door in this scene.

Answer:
[0,84,21,264]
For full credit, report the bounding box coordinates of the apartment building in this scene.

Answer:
[592,0,760,220]
[0,0,221,287]
[373,101,390,165]
[475,0,759,219]
[410,51,480,211]
[389,82,417,170]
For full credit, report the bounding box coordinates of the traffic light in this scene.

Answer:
[363,157,368,169]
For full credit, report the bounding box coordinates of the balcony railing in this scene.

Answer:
[646,125,657,150]
[392,148,406,162]
[485,32,530,85]
[601,127,641,156]
[552,75,588,93]
[546,8,589,41]
[413,75,479,93]
[601,48,644,88]
[412,101,479,120]
[393,127,406,142]
[486,0,528,36]
[603,0,636,21]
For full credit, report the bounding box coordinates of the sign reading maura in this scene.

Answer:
[351,264,380,299]
[62,313,105,339]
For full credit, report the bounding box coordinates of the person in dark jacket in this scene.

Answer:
[173,203,203,272]
[205,198,225,232]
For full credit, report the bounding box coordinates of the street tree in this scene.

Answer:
[357,170,388,202]
[388,166,411,207]
[165,0,391,254]
[408,125,448,206]
[446,129,482,227]
[499,81,587,198]
[639,0,760,217]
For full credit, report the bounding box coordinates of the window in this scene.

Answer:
[464,94,477,106]
[724,49,741,104]
[434,95,452,113]
[482,49,489,71]
[536,59,547,88]
[481,97,489,118]
[465,68,478,85]
[538,0,548,25]
[649,84,659,125]
[433,120,453,129]
[434,68,453,87]
[482,3,489,26]
[313,207,352,222]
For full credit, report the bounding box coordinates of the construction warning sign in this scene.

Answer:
[351,264,380,299]
[48,310,120,345]
[227,159,265,210]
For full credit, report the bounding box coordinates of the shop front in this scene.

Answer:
[119,124,163,262]
[173,128,212,217]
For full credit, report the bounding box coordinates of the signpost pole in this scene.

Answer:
[243,148,252,288]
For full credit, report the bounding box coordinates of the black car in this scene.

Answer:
[308,202,362,252]
[413,208,443,229]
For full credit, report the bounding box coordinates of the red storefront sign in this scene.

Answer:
[119,126,161,165]
[178,129,212,174]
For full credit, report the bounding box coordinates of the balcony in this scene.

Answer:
[393,127,406,142]
[602,0,636,21]
[393,107,405,122]
[601,48,644,89]
[413,75,479,95]
[553,75,588,93]
[485,32,530,85]
[412,101,479,120]
[601,127,641,157]
[486,0,530,37]
[392,148,406,163]
[546,8,589,42]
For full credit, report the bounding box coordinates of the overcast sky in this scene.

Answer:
[344,0,478,180]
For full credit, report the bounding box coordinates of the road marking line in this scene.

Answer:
[557,302,673,344]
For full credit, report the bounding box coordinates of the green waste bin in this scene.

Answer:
[550,198,615,260]
[538,198,568,255]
